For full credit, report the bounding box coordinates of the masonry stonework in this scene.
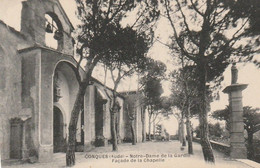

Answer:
[223,63,247,159]
[0,0,144,162]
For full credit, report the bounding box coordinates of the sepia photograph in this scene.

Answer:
[0,0,260,167]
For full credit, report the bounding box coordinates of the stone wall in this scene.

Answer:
[0,21,31,160]
[0,0,77,159]
[19,47,80,161]
[0,0,129,161]
[193,137,230,156]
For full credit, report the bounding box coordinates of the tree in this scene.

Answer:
[139,59,167,86]
[102,26,151,150]
[140,101,146,142]
[212,106,260,159]
[140,59,166,140]
[162,0,260,162]
[208,123,223,138]
[143,77,163,140]
[170,64,200,154]
[66,0,160,166]
[244,107,260,159]
[211,106,231,132]
[222,0,260,36]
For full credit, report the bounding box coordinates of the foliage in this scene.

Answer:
[142,75,163,140]
[140,59,166,111]
[74,0,160,76]
[170,65,200,117]
[92,0,160,151]
[195,123,223,138]
[211,105,231,131]
[163,0,260,91]
[139,59,167,89]
[208,123,223,138]
[159,96,174,117]
[222,0,260,36]
[66,0,160,166]
[143,77,163,110]
[244,106,260,134]
[162,0,260,162]
[212,106,260,159]
[211,106,260,134]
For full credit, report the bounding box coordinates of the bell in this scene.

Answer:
[45,23,53,33]
[54,30,63,40]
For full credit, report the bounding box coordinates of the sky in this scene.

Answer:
[1,0,259,135]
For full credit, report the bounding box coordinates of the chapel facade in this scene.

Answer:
[0,0,145,162]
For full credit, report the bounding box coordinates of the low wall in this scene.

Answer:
[193,138,230,156]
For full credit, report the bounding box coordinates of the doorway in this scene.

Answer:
[53,106,66,152]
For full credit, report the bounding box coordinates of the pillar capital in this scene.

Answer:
[222,84,248,94]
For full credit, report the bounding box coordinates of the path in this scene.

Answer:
[2,141,258,168]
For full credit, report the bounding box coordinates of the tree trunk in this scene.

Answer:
[148,114,152,141]
[178,121,181,142]
[153,117,156,140]
[110,111,118,151]
[141,108,146,142]
[198,61,215,163]
[130,119,136,145]
[66,83,87,167]
[199,102,214,162]
[116,113,120,144]
[181,118,186,147]
[247,130,254,159]
[185,108,193,154]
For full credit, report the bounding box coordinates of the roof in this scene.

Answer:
[91,77,125,99]
[0,20,27,40]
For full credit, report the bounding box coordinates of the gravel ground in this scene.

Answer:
[1,141,257,168]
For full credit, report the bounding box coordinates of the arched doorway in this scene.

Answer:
[53,106,66,153]
[52,61,81,152]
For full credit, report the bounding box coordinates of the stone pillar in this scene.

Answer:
[84,84,95,151]
[223,63,247,159]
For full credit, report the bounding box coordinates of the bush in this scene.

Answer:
[194,123,224,139]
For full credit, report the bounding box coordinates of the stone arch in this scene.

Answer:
[52,60,80,82]
[95,86,108,100]
[45,12,64,50]
[52,60,84,151]
[52,60,80,122]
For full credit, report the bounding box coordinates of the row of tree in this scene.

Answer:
[163,0,260,163]
[66,0,161,166]
[65,0,260,166]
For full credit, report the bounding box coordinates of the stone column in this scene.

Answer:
[223,63,247,159]
[83,84,96,151]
